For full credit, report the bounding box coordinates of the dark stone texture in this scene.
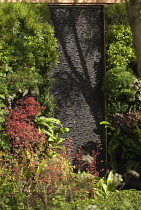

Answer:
[49,6,106,174]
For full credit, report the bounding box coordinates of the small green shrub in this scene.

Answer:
[95,170,122,198]
[101,67,141,119]
[104,3,128,25]
[104,3,136,118]
[102,67,136,100]
[106,25,135,69]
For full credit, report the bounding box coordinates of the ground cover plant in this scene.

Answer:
[85,190,141,210]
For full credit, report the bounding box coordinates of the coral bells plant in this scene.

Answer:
[5,96,46,152]
[73,146,100,176]
[0,147,99,209]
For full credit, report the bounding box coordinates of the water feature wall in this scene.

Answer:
[49,6,106,174]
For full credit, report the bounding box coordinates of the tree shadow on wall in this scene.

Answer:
[50,7,105,135]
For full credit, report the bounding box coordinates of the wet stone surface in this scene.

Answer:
[49,6,106,174]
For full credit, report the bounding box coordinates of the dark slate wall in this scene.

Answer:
[49,6,106,173]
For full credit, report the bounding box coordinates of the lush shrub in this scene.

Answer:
[3,96,69,155]
[102,67,141,118]
[103,4,141,171]
[45,190,141,210]
[0,2,58,116]
[105,4,135,70]
[0,2,59,150]
[103,119,141,170]
[102,67,136,100]
[104,3,128,26]
[106,25,135,69]
[104,4,137,119]
[5,96,46,155]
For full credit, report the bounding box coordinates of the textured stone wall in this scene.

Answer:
[49,6,106,173]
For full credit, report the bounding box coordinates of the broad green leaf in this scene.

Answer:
[106,170,114,189]
[100,121,111,125]
[36,159,48,175]
[0,94,5,100]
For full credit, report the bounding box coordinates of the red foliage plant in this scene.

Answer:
[5,96,46,151]
[113,111,141,135]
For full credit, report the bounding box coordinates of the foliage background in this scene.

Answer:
[0,2,58,117]
[103,3,141,171]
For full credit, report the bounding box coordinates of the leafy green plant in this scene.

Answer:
[101,66,141,119]
[0,2,58,116]
[103,4,141,173]
[91,190,141,210]
[104,3,137,120]
[106,25,135,69]
[34,116,70,147]
[104,3,128,26]
[102,67,136,100]
[100,120,141,170]
[95,170,123,198]
[0,94,6,130]
[0,94,10,151]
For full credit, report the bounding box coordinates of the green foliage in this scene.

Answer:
[0,94,6,130]
[103,3,141,171]
[41,189,141,210]
[34,116,70,147]
[0,132,9,152]
[105,3,128,25]
[86,190,141,210]
[104,4,136,119]
[101,67,141,118]
[0,94,9,151]
[100,120,141,170]
[0,2,58,116]
[106,25,135,69]
[102,67,136,100]
[95,170,122,198]
[105,4,135,73]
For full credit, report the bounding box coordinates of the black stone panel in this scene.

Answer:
[49,6,106,172]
